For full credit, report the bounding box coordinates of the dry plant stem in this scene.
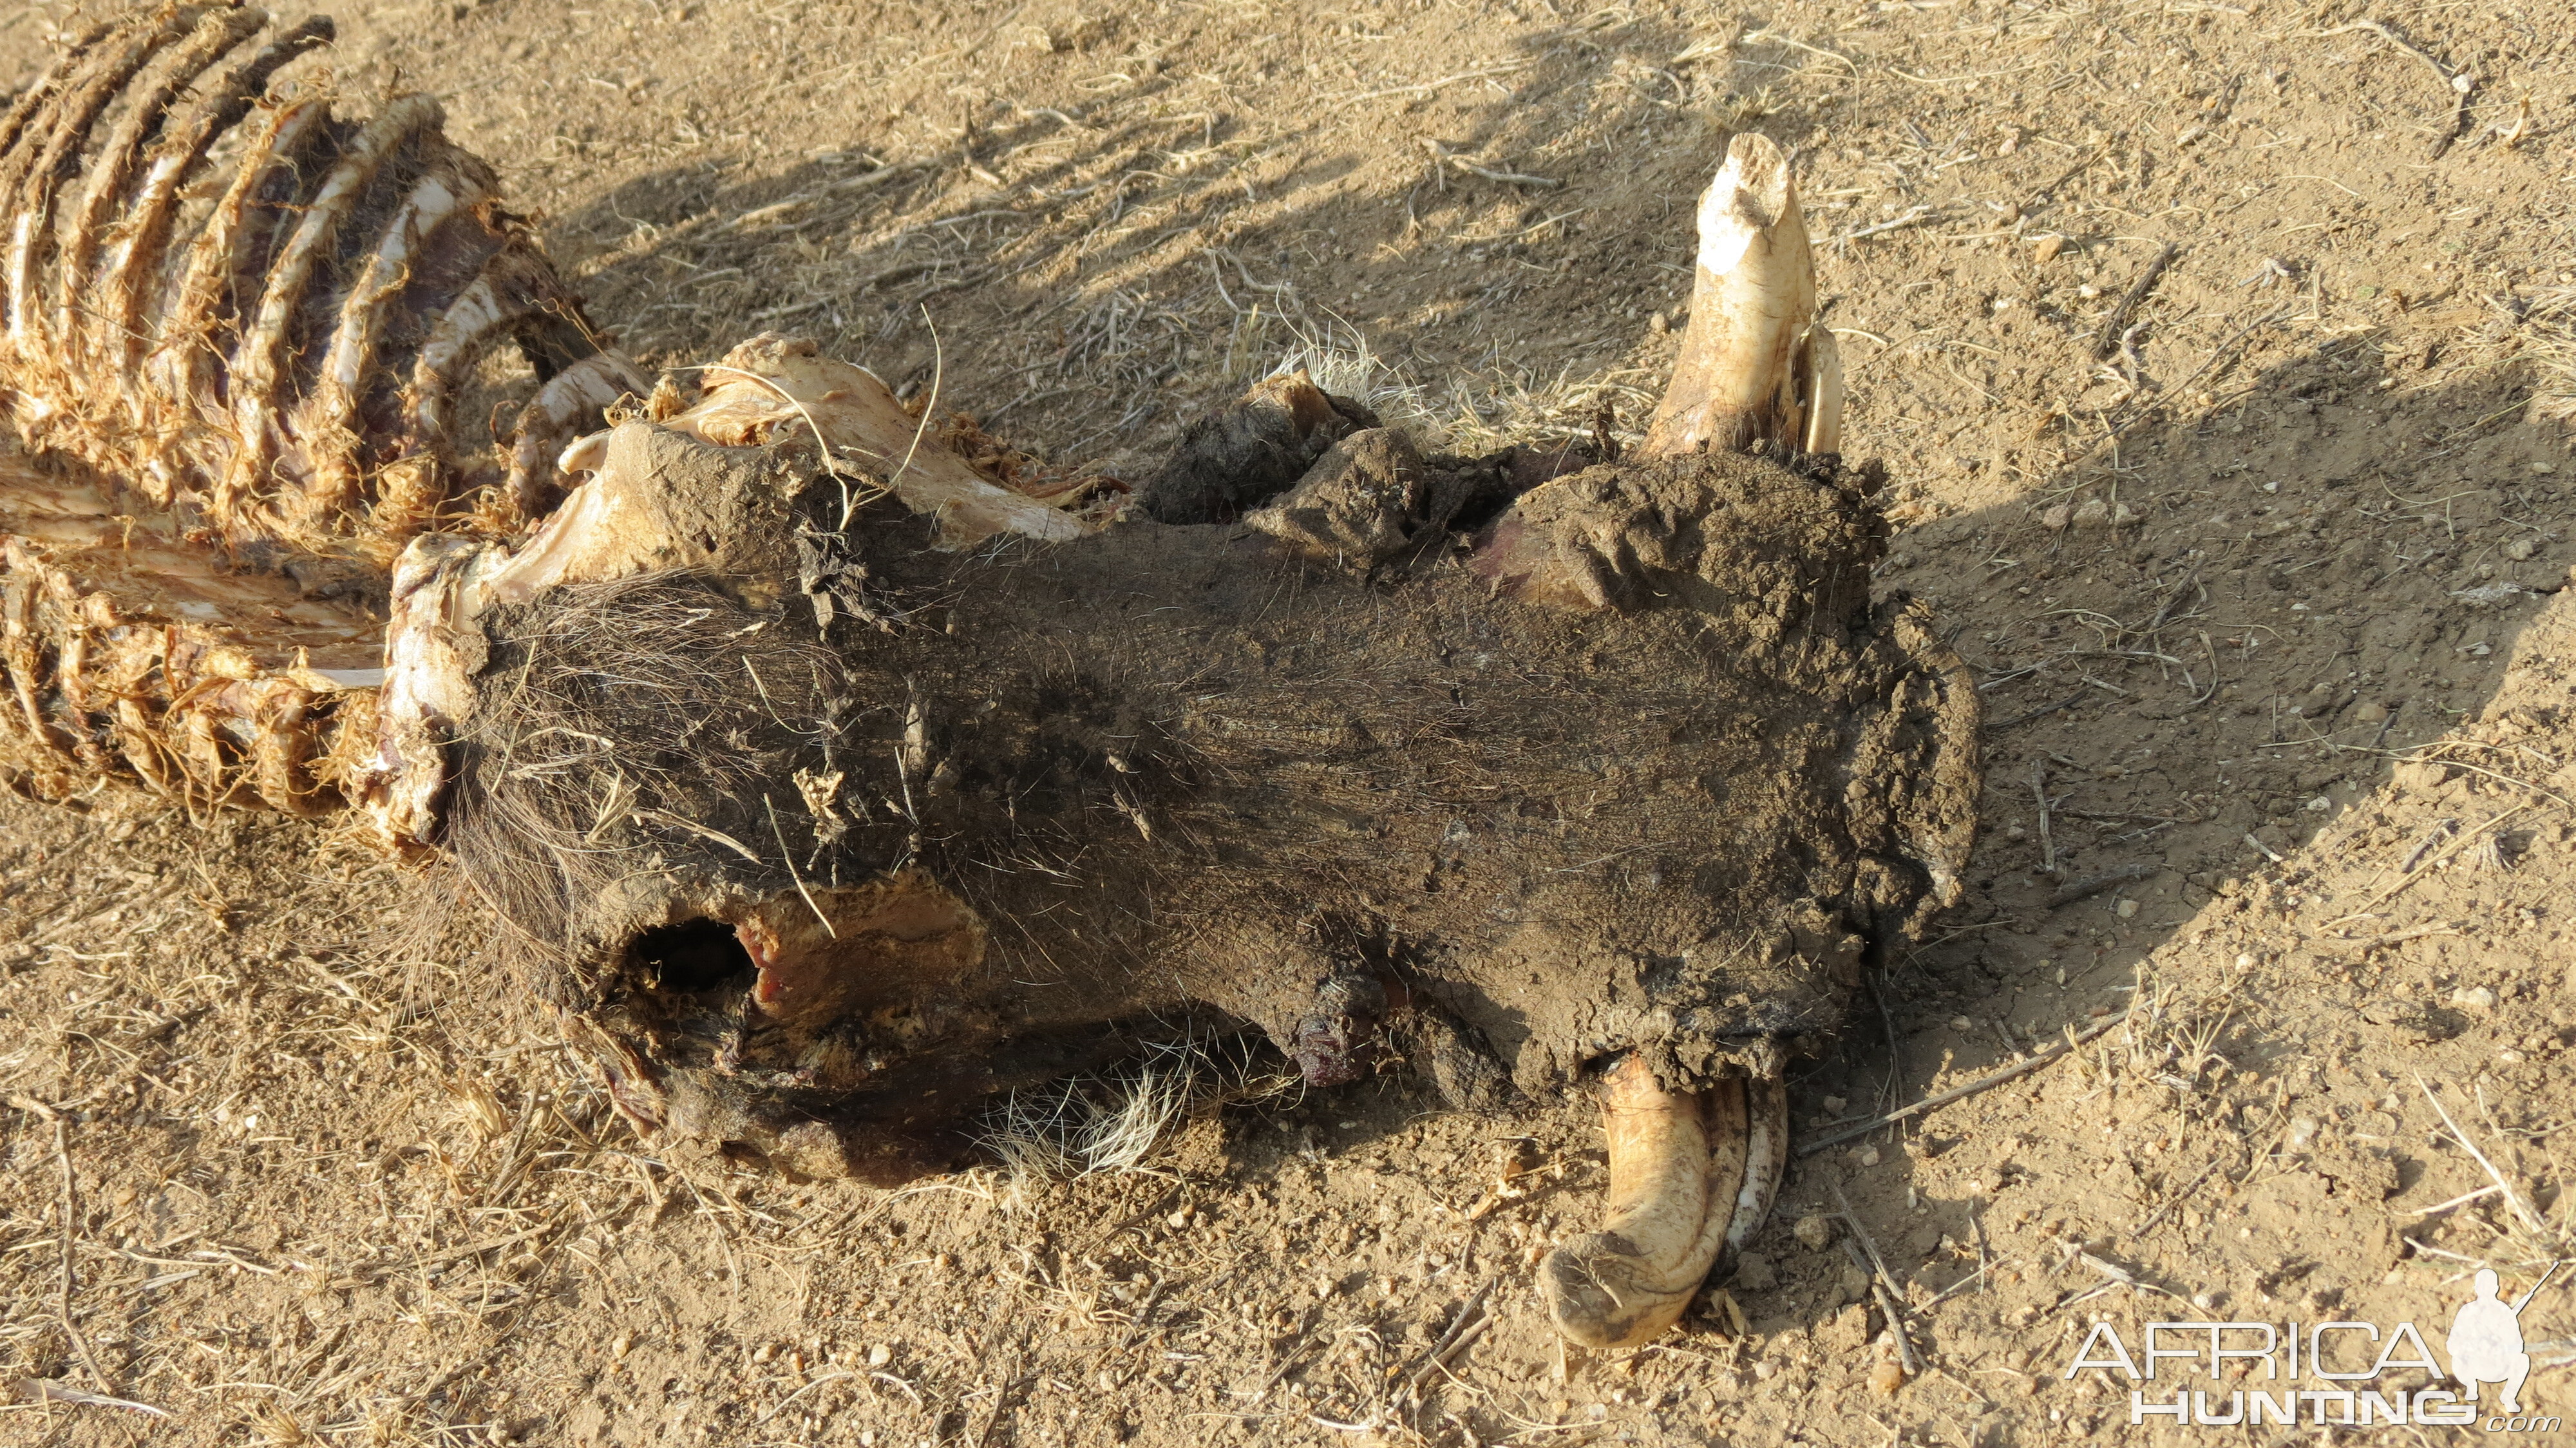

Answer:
[1641,134,1825,458]
[2032,761,2056,876]
[2319,21,2473,157]
[1800,1011,2132,1154]
[1832,1183,1918,1374]
[2090,242,2178,361]
[2044,863,2151,910]
[1541,1063,1747,1349]
[43,1112,108,1391]
[2414,1076,2548,1235]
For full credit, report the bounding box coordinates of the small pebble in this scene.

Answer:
[1949,1015,1974,1031]
[2452,985,2498,1010]
[1821,1094,1847,1114]
[1857,1146,1882,1167]
[2033,234,2065,263]
[1648,310,1671,334]
[1867,1358,1906,1395]
[1794,1214,1837,1252]
[2114,898,2139,918]
[2505,536,2538,561]
[2355,701,2389,723]
[867,1343,894,1367]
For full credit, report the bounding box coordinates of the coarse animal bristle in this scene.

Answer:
[973,1036,1298,1206]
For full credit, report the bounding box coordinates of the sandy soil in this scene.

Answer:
[4,0,2575,1443]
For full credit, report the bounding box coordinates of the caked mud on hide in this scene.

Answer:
[413,381,1976,1191]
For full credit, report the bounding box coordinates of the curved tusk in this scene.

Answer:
[1641,133,1828,461]
[1799,323,1843,457]
[1540,1060,1748,1349]
[1728,1074,1790,1257]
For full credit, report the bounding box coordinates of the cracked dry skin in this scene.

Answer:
[443,419,1980,1184]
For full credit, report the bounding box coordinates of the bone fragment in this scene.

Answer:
[1541,1061,1749,1349]
[556,333,1091,548]
[1640,134,1839,459]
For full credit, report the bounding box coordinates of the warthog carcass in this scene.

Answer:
[0,6,1979,1350]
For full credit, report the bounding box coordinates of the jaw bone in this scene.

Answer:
[1539,133,1832,1350]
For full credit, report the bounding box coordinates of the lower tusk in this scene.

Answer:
[1540,1060,1748,1349]
[1728,1074,1790,1256]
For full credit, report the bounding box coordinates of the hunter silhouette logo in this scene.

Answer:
[2061,1262,2566,1431]
[2449,1265,2554,1415]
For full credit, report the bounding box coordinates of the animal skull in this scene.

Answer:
[0,12,1979,1353]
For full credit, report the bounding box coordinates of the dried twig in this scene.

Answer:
[1993,691,2087,730]
[1831,1185,1918,1375]
[2414,1077,2548,1235]
[2306,922,2461,955]
[1801,1011,2131,1154]
[2091,242,2178,360]
[2045,864,2152,910]
[2316,20,2475,158]
[2032,762,2058,877]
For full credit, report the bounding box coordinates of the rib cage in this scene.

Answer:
[0,3,648,818]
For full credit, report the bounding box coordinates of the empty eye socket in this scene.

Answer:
[631,919,754,995]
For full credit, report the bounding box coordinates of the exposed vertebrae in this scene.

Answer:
[0,3,646,818]
[0,3,646,560]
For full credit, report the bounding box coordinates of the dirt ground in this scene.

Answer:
[4,0,2575,1443]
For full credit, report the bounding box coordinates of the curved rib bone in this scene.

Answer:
[1,10,643,819]
[3,7,199,350]
[1542,1062,1750,1350]
[55,6,267,354]
[218,95,445,529]
[99,17,335,383]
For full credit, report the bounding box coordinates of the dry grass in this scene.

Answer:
[2532,285,2576,428]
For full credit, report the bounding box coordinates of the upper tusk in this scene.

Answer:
[1640,133,1826,461]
